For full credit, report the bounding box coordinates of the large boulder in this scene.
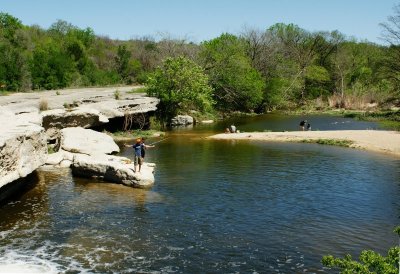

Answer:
[171,115,195,126]
[60,127,120,155]
[71,154,155,188]
[59,127,155,187]
[0,110,47,189]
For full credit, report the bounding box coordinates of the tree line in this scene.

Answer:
[1,10,399,118]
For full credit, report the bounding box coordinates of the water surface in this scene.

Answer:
[0,115,398,273]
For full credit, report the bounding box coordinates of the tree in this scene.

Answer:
[322,226,400,274]
[0,13,31,91]
[0,12,23,42]
[267,23,323,101]
[380,3,400,93]
[30,40,75,90]
[115,44,132,83]
[146,56,214,126]
[199,33,265,112]
[0,40,29,91]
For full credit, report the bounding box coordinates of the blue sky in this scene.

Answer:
[1,0,398,44]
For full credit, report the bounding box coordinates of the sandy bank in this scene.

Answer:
[209,130,400,157]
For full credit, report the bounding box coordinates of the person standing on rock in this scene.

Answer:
[133,138,144,173]
[132,137,155,173]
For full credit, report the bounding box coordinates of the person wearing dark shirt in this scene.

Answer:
[132,138,144,173]
[140,137,154,160]
[299,120,307,131]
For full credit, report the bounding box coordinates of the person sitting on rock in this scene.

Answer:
[229,124,237,133]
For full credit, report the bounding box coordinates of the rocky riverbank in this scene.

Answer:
[0,86,159,201]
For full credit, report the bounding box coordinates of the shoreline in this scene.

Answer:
[208,130,400,157]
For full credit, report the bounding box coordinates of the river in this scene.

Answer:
[0,114,399,273]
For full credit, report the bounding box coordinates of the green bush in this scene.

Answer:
[322,226,400,274]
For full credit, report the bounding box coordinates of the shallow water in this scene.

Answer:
[0,114,398,273]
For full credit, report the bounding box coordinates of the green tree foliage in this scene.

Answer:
[0,40,29,91]
[0,12,23,42]
[199,33,265,112]
[305,65,331,98]
[30,40,75,89]
[265,24,328,102]
[322,226,400,274]
[380,4,400,97]
[0,13,30,91]
[0,12,398,113]
[146,56,214,126]
[115,44,133,83]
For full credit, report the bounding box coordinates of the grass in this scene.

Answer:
[342,110,400,131]
[39,98,49,111]
[114,89,121,100]
[300,138,354,147]
[380,120,400,131]
[127,86,148,93]
[47,145,56,154]
[0,91,11,96]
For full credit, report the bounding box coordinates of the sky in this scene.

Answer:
[0,0,398,44]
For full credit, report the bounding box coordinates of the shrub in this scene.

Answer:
[114,89,121,100]
[39,98,49,111]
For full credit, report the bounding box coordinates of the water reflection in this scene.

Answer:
[0,115,398,273]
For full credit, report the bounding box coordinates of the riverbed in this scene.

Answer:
[0,114,398,273]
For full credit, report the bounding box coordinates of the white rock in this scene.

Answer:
[59,159,72,168]
[0,111,47,189]
[45,152,64,165]
[61,127,120,155]
[60,149,74,161]
[71,154,155,188]
[171,115,194,126]
[41,108,108,129]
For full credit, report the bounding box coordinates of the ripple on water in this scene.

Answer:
[0,133,399,273]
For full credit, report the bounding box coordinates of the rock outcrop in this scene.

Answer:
[171,115,195,126]
[44,127,155,187]
[42,108,109,129]
[0,86,159,196]
[0,86,159,130]
[0,110,47,189]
